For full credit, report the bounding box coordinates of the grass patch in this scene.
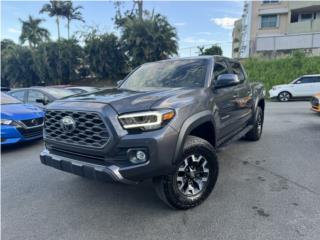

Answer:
[243,53,320,92]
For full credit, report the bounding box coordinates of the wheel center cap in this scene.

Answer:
[188,168,196,179]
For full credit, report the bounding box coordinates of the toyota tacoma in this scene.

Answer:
[40,56,265,209]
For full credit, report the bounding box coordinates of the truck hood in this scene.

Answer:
[57,87,200,114]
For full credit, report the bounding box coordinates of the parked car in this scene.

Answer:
[8,87,75,108]
[1,92,44,145]
[269,74,320,102]
[311,93,320,113]
[40,56,265,209]
[66,86,100,94]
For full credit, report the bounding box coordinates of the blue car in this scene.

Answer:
[1,92,44,145]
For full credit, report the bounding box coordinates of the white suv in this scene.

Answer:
[269,74,320,102]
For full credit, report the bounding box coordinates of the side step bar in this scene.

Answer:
[217,125,254,149]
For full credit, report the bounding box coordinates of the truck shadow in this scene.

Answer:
[67,176,172,212]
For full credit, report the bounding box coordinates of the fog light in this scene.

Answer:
[136,150,146,161]
[127,149,147,164]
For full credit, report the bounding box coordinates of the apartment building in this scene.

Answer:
[235,0,320,58]
[232,19,242,58]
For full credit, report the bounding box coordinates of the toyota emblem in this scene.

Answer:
[60,116,76,133]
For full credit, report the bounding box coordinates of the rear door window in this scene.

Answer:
[312,77,320,83]
[10,90,25,102]
[27,90,48,103]
[213,61,229,80]
[229,61,245,81]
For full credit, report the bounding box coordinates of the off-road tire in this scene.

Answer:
[244,106,264,141]
[153,136,219,210]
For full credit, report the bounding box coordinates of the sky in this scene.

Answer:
[1,0,244,57]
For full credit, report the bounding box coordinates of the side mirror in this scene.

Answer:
[214,74,240,89]
[295,80,302,84]
[117,80,124,87]
[36,98,49,105]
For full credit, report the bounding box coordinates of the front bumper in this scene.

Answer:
[268,89,279,99]
[1,125,42,145]
[40,149,138,184]
[41,123,177,182]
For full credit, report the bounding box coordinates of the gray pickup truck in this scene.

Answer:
[40,56,265,209]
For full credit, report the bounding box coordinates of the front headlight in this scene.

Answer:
[0,119,22,127]
[118,109,175,131]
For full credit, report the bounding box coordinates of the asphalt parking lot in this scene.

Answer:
[2,101,320,240]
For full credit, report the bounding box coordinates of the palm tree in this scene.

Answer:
[40,0,67,40]
[19,16,50,48]
[64,1,84,39]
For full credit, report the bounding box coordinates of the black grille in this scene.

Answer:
[21,117,44,127]
[18,126,43,139]
[45,110,110,149]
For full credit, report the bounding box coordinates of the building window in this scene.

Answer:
[300,13,313,21]
[261,15,278,28]
[262,0,279,4]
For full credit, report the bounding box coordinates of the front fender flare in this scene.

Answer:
[173,110,216,164]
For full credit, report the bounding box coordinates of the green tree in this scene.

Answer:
[115,9,178,68]
[1,40,17,87]
[84,30,127,80]
[198,45,223,56]
[19,16,50,48]
[34,39,83,85]
[1,40,39,87]
[64,1,84,39]
[40,0,68,40]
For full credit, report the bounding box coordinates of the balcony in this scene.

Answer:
[256,32,320,51]
[288,19,320,34]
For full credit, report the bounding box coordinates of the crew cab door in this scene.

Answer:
[228,60,253,128]
[211,59,239,139]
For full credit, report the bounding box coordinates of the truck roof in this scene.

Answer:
[154,55,232,63]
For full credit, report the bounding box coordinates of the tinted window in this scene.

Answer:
[1,92,21,104]
[10,90,25,101]
[298,77,315,84]
[230,61,245,81]
[312,77,320,83]
[213,61,229,80]
[121,59,209,90]
[28,90,48,103]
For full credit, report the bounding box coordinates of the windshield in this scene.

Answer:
[1,92,22,105]
[121,59,209,91]
[43,88,75,99]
